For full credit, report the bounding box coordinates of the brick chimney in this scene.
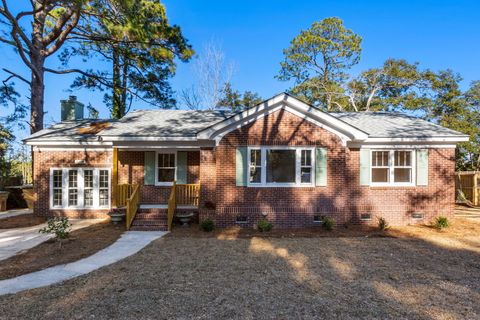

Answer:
[61,96,84,121]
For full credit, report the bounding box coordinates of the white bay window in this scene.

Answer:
[50,168,110,209]
[247,147,315,187]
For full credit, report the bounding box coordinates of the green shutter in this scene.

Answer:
[416,149,428,186]
[236,147,248,186]
[144,151,156,185]
[360,149,371,186]
[315,148,327,186]
[177,151,188,184]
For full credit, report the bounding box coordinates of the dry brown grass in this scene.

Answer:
[0,218,478,319]
[0,221,124,280]
[0,214,46,229]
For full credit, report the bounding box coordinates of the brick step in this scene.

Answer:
[135,213,168,220]
[130,225,168,231]
[132,219,167,226]
[137,208,167,214]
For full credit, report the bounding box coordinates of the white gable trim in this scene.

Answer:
[196,93,369,145]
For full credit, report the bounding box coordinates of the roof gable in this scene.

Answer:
[196,93,369,144]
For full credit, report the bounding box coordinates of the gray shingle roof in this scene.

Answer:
[99,109,234,138]
[24,108,467,143]
[331,112,467,138]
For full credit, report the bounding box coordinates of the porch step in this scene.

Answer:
[131,207,168,231]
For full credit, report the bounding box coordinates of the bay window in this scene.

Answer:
[50,168,110,209]
[371,150,414,186]
[247,147,315,186]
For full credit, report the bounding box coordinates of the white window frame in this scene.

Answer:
[49,168,111,210]
[155,150,177,186]
[370,150,416,187]
[247,146,316,187]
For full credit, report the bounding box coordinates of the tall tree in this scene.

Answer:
[216,82,262,111]
[180,40,235,110]
[63,0,193,118]
[0,0,90,133]
[277,17,362,110]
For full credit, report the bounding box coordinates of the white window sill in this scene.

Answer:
[246,183,316,188]
[369,183,416,187]
[50,206,110,210]
[155,182,174,187]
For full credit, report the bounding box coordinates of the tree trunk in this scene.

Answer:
[111,46,123,119]
[30,54,45,134]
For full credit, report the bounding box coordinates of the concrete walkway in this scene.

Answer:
[0,219,104,261]
[0,231,166,295]
[0,208,33,219]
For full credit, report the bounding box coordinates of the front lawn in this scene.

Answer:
[0,214,47,229]
[0,218,478,319]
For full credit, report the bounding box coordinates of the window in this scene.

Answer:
[235,216,248,223]
[249,149,262,183]
[50,168,110,209]
[52,170,63,207]
[371,150,414,186]
[68,169,78,206]
[99,170,109,207]
[84,169,94,207]
[266,149,296,183]
[157,153,176,184]
[247,147,315,186]
[301,150,313,183]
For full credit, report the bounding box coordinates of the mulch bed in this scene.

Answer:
[0,221,124,280]
[0,214,47,229]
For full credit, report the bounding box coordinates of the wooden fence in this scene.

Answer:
[456,171,480,205]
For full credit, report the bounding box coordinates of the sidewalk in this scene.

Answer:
[0,208,33,219]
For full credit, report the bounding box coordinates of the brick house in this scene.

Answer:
[24,93,469,230]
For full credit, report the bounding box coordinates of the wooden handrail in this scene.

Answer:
[116,184,134,207]
[126,184,140,230]
[167,181,177,231]
[175,183,201,207]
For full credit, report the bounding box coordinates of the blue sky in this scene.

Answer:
[2,0,480,141]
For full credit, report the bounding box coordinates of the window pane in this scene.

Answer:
[372,168,389,183]
[301,167,312,183]
[372,151,389,167]
[53,189,62,207]
[84,170,93,188]
[68,189,78,206]
[99,170,109,188]
[68,170,78,187]
[394,168,411,182]
[84,189,93,206]
[266,150,296,183]
[99,189,109,206]
[301,150,312,166]
[53,170,62,188]
[394,151,411,166]
[250,149,261,166]
[158,168,175,182]
[249,167,261,183]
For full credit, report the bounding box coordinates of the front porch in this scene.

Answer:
[113,182,201,231]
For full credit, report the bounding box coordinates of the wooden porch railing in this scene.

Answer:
[176,183,201,207]
[167,182,201,231]
[125,184,140,230]
[167,182,177,231]
[116,183,135,207]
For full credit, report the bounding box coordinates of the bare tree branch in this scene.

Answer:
[2,68,31,85]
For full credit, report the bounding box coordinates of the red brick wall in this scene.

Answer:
[199,109,456,228]
[33,149,112,218]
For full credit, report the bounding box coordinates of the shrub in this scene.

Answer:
[39,217,71,239]
[434,216,449,230]
[377,217,389,231]
[322,217,334,231]
[257,219,273,232]
[200,219,215,232]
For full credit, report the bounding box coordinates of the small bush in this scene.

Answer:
[257,219,273,232]
[39,217,71,239]
[200,219,215,232]
[322,217,334,231]
[434,216,449,230]
[377,217,389,231]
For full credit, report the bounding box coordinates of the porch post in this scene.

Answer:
[112,147,118,207]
